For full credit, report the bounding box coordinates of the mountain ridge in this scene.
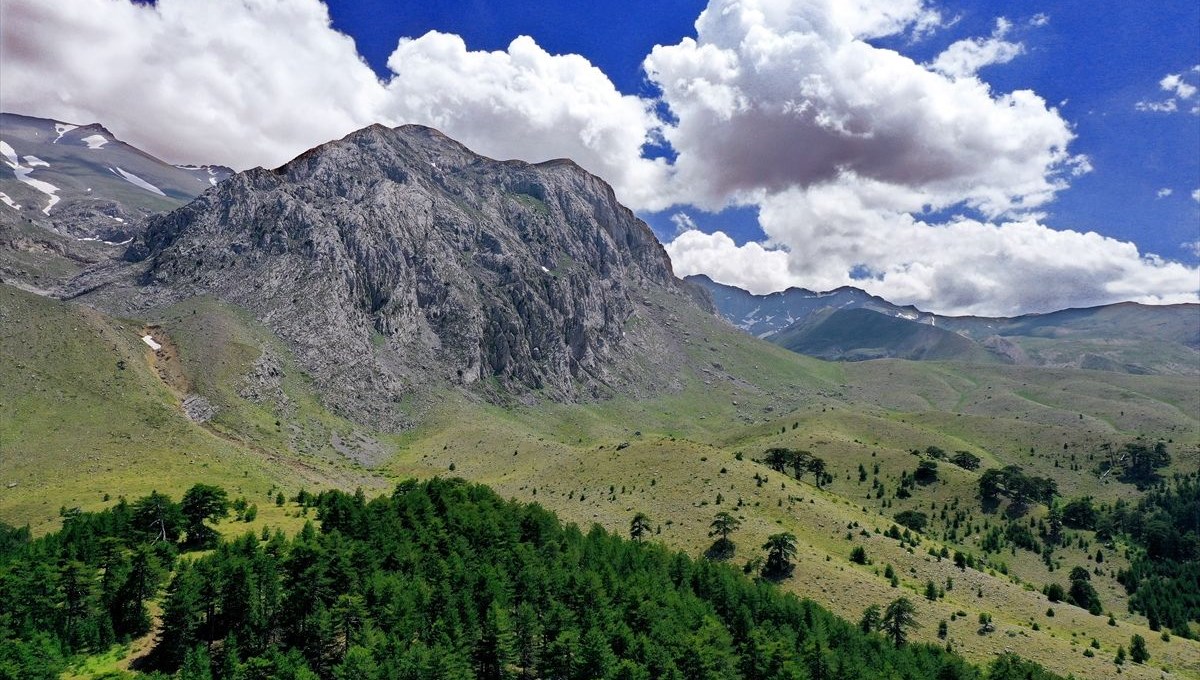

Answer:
[689,273,1200,374]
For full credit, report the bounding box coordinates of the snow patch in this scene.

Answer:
[109,167,166,196]
[0,193,19,210]
[2,140,60,214]
[80,235,134,246]
[82,134,108,150]
[540,265,550,273]
[23,155,49,167]
[0,140,17,166]
[141,335,162,351]
[53,123,78,143]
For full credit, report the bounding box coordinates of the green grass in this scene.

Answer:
[5,284,1199,679]
[0,286,383,533]
[62,644,136,680]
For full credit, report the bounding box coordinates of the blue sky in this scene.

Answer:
[4,0,1198,314]
[324,0,1198,262]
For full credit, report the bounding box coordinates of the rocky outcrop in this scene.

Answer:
[97,124,701,427]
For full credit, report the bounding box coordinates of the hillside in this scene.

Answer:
[0,113,231,240]
[3,479,1064,680]
[771,307,997,363]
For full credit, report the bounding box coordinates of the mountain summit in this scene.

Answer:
[79,124,708,426]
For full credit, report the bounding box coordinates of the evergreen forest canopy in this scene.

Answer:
[0,478,1069,680]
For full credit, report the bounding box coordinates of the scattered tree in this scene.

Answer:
[880,597,919,648]
[706,511,741,560]
[1129,634,1149,664]
[629,513,652,543]
[761,532,798,580]
[180,484,229,549]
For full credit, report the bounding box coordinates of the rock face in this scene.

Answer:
[110,124,702,426]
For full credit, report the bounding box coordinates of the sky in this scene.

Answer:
[1,0,1197,316]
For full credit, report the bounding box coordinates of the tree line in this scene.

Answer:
[1,478,1068,679]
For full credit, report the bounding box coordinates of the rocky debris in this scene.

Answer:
[239,347,292,413]
[330,430,390,468]
[980,335,1028,364]
[182,394,216,423]
[78,123,708,428]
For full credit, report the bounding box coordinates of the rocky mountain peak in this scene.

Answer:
[105,123,699,427]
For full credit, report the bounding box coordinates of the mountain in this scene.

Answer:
[73,123,709,427]
[0,113,232,294]
[691,274,1200,374]
[772,306,997,362]
[687,273,933,338]
[0,113,232,240]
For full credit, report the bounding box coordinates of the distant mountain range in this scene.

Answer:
[0,112,231,242]
[689,274,1200,375]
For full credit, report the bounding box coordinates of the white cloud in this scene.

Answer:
[647,0,1188,315]
[1136,68,1200,114]
[1156,188,1173,199]
[670,181,1199,315]
[664,229,794,295]
[1161,73,1198,100]
[2,0,384,168]
[1185,240,1200,258]
[1135,99,1178,113]
[1193,188,1200,203]
[1029,13,1050,27]
[0,0,668,209]
[378,32,671,210]
[645,0,1080,216]
[669,212,698,236]
[929,18,1025,79]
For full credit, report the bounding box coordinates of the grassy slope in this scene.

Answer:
[774,307,996,362]
[381,306,1200,679]
[0,285,386,533]
[5,286,1198,678]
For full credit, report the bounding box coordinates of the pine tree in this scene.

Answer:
[179,645,214,680]
[881,597,919,648]
[1129,634,1149,664]
[629,513,651,542]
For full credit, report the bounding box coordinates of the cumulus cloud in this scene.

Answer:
[378,32,670,210]
[645,0,1080,216]
[1156,188,1173,199]
[671,181,1199,314]
[1193,188,1200,203]
[929,18,1025,79]
[0,0,668,209]
[646,0,1192,314]
[1136,68,1200,114]
[664,229,794,294]
[1,0,383,166]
